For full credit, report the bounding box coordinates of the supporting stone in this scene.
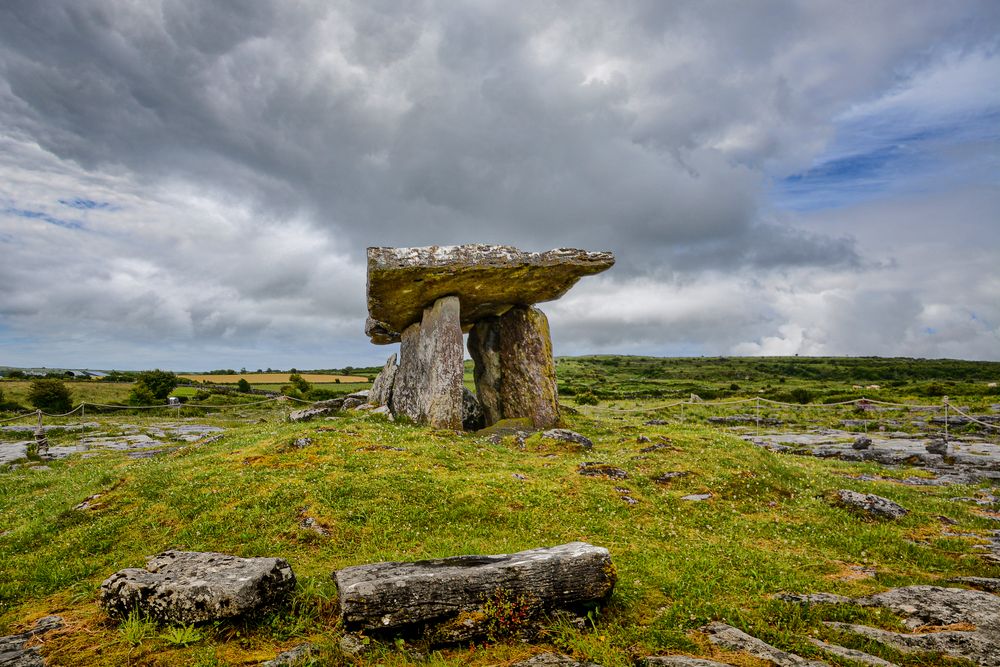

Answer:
[468,317,502,426]
[499,306,559,429]
[389,296,464,430]
[368,353,398,408]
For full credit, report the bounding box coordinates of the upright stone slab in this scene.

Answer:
[368,353,398,408]
[389,296,464,429]
[468,317,502,426]
[390,323,423,421]
[499,306,559,429]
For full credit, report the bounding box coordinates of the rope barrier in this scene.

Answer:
[947,403,1000,431]
[583,395,956,413]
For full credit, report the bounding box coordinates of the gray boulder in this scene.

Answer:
[836,490,908,520]
[260,643,315,666]
[852,436,872,450]
[334,542,616,640]
[99,550,296,624]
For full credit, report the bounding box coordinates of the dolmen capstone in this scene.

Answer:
[334,541,616,642]
[365,245,615,430]
[99,550,296,624]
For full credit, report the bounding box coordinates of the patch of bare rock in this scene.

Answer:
[780,585,1000,667]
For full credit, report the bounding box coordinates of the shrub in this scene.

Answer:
[789,388,813,404]
[134,370,178,399]
[28,379,73,413]
[575,390,599,406]
[237,378,252,393]
[288,373,311,394]
[127,384,157,406]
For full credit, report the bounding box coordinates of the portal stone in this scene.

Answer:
[467,317,502,425]
[499,306,559,429]
[389,296,464,430]
[368,353,398,408]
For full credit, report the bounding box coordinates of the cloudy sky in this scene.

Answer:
[1,1,998,370]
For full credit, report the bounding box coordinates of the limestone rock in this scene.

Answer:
[805,638,896,667]
[702,622,829,667]
[512,654,603,666]
[288,398,344,422]
[99,550,296,624]
[535,429,594,451]
[334,542,616,638]
[852,436,872,450]
[643,658,732,667]
[366,245,615,343]
[859,585,1000,631]
[499,306,559,429]
[477,417,536,443]
[368,354,398,408]
[462,388,484,431]
[260,643,316,666]
[950,577,1000,592]
[824,622,998,667]
[389,297,464,429]
[836,490,908,520]
[0,616,62,667]
[578,463,628,480]
[468,317,502,425]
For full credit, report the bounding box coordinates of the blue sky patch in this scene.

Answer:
[4,206,84,230]
[58,197,115,210]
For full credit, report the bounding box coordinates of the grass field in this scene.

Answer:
[0,381,133,408]
[0,357,998,666]
[179,373,370,384]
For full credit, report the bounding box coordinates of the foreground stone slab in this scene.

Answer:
[512,654,603,666]
[334,542,616,639]
[0,616,62,667]
[366,245,614,343]
[100,550,296,624]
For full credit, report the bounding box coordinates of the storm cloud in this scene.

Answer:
[1,1,998,368]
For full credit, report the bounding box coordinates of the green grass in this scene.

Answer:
[0,356,998,665]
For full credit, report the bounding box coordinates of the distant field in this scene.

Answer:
[178,373,368,384]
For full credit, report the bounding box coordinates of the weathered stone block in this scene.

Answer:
[99,550,296,624]
[368,353,398,408]
[334,542,616,638]
[499,306,559,429]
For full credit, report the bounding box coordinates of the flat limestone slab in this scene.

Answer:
[366,245,614,343]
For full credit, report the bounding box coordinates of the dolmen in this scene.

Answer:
[364,245,615,430]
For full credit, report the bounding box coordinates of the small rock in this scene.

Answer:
[74,493,103,511]
[343,397,366,410]
[775,592,853,605]
[949,576,1000,592]
[99,550,296,624]
[852,436,872,450]
[680,493,712,502]
[512,473,527,481]
[288,406,336,422]
[537,429,594,451]
[578,462,628,480]
[926,438,950,456]
[292,437,313,449]
[339,633,372,657]
[369,405,394,420]
[298,517,328,536]
[637,435,651,444]
[836,490,908,520]
[645,419,669,425]
[261,642,316,666]
[652,471,689,484]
